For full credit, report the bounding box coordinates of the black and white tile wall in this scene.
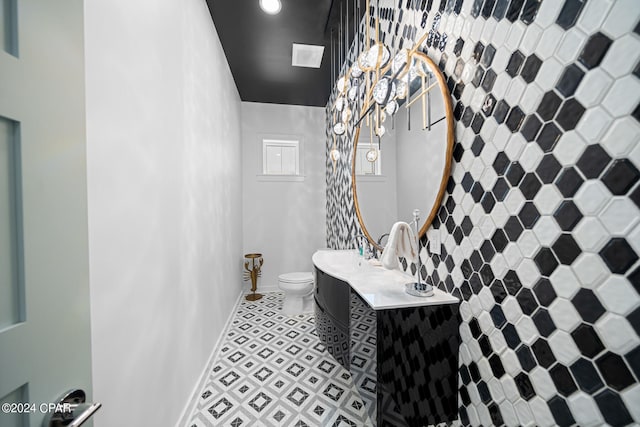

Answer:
[325,0,640,425]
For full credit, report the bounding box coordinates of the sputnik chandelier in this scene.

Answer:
[329,0,439,172]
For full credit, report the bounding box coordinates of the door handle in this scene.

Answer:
[42,389,101,427]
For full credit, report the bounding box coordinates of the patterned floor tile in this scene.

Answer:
[187,292,373,427]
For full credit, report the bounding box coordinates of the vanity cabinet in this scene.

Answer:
[367,293,460,426]
[315,266,460,427]
[314,267,350,369]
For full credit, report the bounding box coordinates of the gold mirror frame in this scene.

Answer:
[351,52,455,251]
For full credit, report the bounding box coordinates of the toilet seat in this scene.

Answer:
[279,272,313,284]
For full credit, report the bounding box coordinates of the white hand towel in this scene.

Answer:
[380,221,418,270]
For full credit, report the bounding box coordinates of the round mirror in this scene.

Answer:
[352,52,454,250]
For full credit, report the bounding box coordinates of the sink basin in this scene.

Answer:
[313,249,368,274]
[312,249,459,310]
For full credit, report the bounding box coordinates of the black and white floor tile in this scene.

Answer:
[187,293,373,427]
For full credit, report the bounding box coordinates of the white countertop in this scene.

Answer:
[312,249,459,310]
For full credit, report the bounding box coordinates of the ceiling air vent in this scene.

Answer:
[292,43,325,68]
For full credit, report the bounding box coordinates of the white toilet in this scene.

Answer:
[278,272,315,316]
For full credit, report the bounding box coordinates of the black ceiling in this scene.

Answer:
[207,0,365,107]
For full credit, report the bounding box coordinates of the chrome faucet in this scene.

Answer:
[405,209,434,297]
[377,233,390,247]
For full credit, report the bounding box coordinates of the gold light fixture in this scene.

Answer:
[331,0,439,164]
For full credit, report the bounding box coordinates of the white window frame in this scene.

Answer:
[355,143,382,176]
[262,139,300,176]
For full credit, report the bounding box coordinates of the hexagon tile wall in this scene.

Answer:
[325,0,640,425]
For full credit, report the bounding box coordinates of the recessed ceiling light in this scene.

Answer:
[292,43,325,68]
[259,0,281,14]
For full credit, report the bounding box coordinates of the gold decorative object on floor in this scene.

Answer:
[243,253,263,301]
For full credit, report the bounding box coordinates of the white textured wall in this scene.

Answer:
[241,102,326,290]
[84,1,242,426]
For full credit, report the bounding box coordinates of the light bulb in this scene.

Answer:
[365,44,390,69]
[385,100,398,115]
[350,63,363,78]
[392,49,408,74]
[358,51,371,70]
[373,78,396,105]
[366,149,378,162]
[336,75,351,94]
[333,122,346,135]
[259,0,281,14]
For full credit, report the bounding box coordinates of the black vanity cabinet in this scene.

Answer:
[315,267,460,427]
[314,267,351,369]
[370,293,460,426]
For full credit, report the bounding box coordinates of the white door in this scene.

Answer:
[0,1,93,426]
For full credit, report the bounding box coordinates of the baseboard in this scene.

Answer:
[174,289,244,427]
[244,284,280,294]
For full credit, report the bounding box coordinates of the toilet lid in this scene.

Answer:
[279,272,314,283]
